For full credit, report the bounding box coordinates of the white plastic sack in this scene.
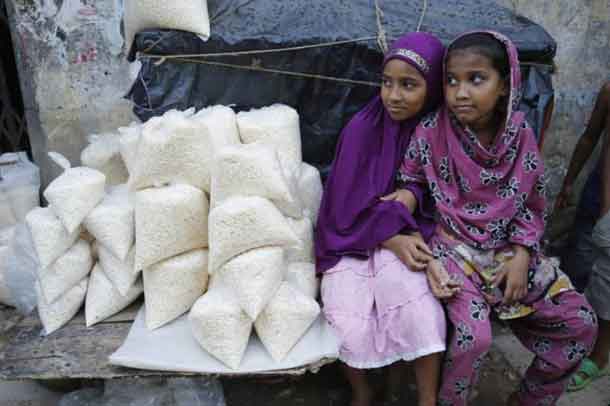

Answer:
[236,104,302,177]
[43,167,106,233]
[297,163,323,224]
[0,152,40,229]
[25,207,80,268]
[38,239,93,303]
[285,262,319,299]
[191,105,241,192]
[129,110,212,191]
[189,286,252,370]
[285,217,314,263]
[81,133,129,186]
[211,143,302,218]
[208,196,299,272]
[255,282,320,362]
[36,277,88,335]
[0,246,14,306]
[124,0,210,51]
[85,263,143,327]
[118,122,141,176]
[135,184,209,270]
[4,223,39,314]
[144,249,209,330]
[217,247,284,321]
[84,185,134,261]
[97,244,138,296]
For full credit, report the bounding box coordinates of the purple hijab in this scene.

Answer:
[315,32,445,273]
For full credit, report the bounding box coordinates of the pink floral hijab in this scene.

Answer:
[399,31,547,251]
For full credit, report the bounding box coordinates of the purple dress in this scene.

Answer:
[315,32,447,368]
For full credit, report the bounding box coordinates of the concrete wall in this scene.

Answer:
[5,0,135,187]
[6,0,610,213]
[496,0,610,234]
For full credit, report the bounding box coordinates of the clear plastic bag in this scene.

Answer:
[59,377,226,406]
[3,222,40,314]
[0,152,40,229]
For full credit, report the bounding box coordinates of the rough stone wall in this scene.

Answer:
[5,0,134,187]
[496,0,610,231]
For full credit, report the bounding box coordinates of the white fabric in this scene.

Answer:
[109,306,339,374]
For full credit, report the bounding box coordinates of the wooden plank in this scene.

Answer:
[0,301,334,380]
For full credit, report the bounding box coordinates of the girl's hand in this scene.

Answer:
[426,259,461,299]
[380,189,417,212]
[492,246,530,305]
[382,233,433,271]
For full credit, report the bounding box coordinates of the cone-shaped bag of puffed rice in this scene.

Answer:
[36,277,88,335]
[217,247,284,321]
[144,249,209,330]
[211,143,302,218]
[118,122,141,176]
[129,111,212,191]
[191,105,241,191]
[98,245,138,296]
[85,263,143,327]
[25,207,80,268]
[285,217,314,263]
[135,184,209,270]
[123,0,210,54]
[284,262,319,299]
[43,167,106,233]
[38,239,93,303]
[208,196,299,272]
[81,133,129,186]
[236,104,302,177]
[189,285,252,370]
[255,282,320,362]
[296,163,323,224]
[84,185,134,261]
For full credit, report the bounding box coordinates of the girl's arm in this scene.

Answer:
[556,82,610,210]
[380,188,418,213]
[599,83,610,217]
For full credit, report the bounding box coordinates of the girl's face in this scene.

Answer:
[445,50,508,133]
[381,59,427,122]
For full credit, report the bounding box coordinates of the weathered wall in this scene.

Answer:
[6,0,134,187]
[496,0,610,220]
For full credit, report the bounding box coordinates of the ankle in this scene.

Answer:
[590,353,609,369]
[418,398,436,406]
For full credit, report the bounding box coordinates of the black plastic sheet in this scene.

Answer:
[126,0,556,176]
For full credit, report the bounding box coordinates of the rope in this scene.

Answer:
[153,57,381,87]
[416,0,429,32]
[139,36,378,61]
[374,0,389,53]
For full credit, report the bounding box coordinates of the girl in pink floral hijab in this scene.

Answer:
[395,31,598,406]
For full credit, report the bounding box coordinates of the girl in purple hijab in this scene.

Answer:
[315,33,445,406]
